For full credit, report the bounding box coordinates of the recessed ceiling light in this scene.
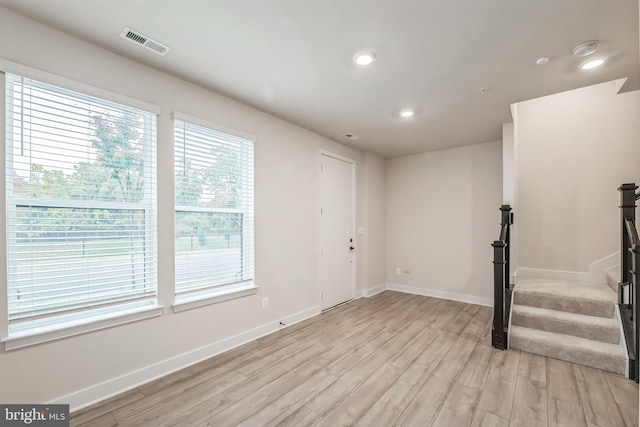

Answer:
[536,56,550,65]
[580,58,605,70]
[353,52,376,66]
[399,109,415,118]
[572,41,598,57]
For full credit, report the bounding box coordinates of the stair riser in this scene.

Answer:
[511,310,619,344]
[606,270,620,294]
[510,335,626,375]
[513,292,614,318]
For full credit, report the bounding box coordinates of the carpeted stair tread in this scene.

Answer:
[511,304,619,344]
[510,326,626,375]
[513,280,616,318]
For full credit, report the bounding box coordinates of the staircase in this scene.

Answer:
[509,276,627,375]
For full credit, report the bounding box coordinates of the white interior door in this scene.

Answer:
[320,152,355,310]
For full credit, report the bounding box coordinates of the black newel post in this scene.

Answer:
[501,205,512,289]
[619,183,637,305]
[492,204,512,350]
[619,183,639,382]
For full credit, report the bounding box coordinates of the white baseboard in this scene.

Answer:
[355,284,387,299]
[515,252,620,285]
[386,283,492,307]
[363,284,387,297]
[54,305,321,412]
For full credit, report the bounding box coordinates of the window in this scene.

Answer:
[5,74,157,337]
[174,115,254,305]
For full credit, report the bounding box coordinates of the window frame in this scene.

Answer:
[0,60,162,350]
[172,112,257,312]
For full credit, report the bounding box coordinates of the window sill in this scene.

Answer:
[172,283,258,313]
[2,305,164,351]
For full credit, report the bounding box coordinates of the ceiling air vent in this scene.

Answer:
[120,27,170,56]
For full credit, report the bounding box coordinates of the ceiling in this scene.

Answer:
[1,1,638,158]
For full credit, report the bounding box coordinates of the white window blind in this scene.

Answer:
[5,74,157,334]
[174,118,254,297]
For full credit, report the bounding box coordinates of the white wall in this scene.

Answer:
[502,122,517,280]
[363,152,386,294]
[0,7,370,408]
[515,80,640,273]
[386,141,503,305]
[502,123,515,206]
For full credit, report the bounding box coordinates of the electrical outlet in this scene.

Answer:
[262,297,269,309]
[395,268,401,275]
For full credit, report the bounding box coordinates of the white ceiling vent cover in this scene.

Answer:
[120,27,170,56]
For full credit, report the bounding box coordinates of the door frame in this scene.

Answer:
[318,150,356,310]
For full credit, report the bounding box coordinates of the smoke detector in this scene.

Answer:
[572,41,598,57]
[120,27,170,56]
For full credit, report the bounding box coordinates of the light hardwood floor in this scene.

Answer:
[71,291,639,426]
